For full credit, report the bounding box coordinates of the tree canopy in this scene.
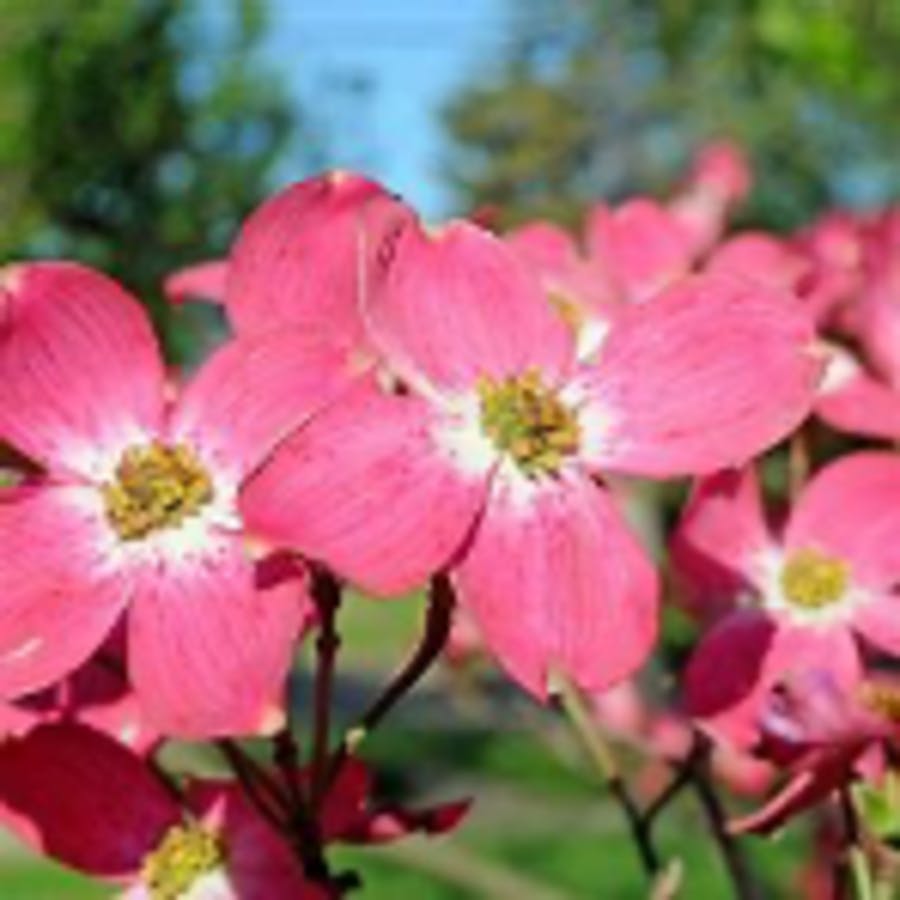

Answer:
[0,0,307,321]
[443,0,900,230]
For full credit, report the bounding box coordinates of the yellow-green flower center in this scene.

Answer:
[477,368,580,477]
[780,548,848,610]
[102,442,213,541]
[859,680,900,722]
[142,823,225,900]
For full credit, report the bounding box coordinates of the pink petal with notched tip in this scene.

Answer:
[242,379,488,598]
[170,331,354,482]
[0,263,165,479]
[128,534,309,739]
[0,485,127,700]
[785,453,900,590]
[684,610,862,751]
[585,199,695,302]
[163,260,229,305]
[456,471,658,699]
[225,172,411,354]
[0,723,178,878]
[670,467,771,622]
[581,274,820,478]
[364,218,574,393]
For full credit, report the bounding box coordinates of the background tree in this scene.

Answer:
[0,0,312,341]
[443,0,900,230]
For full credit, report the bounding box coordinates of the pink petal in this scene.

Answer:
[582,273,821,477]
[170,331,353,481]
[670,467,771,621]
[505,221,579,273]
[185,782,318,899]
[0,723,177,877]
[226,172,412,354]
[0,486,127,699]
[242,379,488,597]
[851,595,900,657]
[163,260,229,305]
[706,233,808,294]
[128,535,309,738]
[687,140,752,203]
[685,612,862,750]
[0,263,165,478]
[456,471,658,698]
[815,355,900,441]
[785,452,900,589]
[585,199,694,301]
[365,218,574,393]
[669,142,752,256]
[7,646,159,754]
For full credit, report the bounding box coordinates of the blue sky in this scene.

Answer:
[262,0,509,217]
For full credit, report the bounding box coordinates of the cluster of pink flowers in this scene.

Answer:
[2,141,900,896]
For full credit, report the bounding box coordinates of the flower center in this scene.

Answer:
[859,680,900,723]
[779,548,848,610]
[142,823,225,900]
[101,442,213,541]
[477,367,580,476]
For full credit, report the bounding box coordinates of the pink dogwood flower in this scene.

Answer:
[0,723,465,899]
[244,215,820,699]
[678,455,900,749]
[0,262,350,737]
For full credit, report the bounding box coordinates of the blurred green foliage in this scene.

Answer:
[0,0,305,328]
[443,0,900,230]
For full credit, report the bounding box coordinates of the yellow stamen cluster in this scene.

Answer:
[477,368,580,477]
[860,681,900,723]
[779,548,848,610]
[142,824,225,900]
[102,442,213,541]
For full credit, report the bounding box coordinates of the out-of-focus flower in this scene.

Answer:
[0,262,349,737]
[244,213,820,700]
[678,455,900,749]
[670,140,752,256]
[591,681,774,800]
[729,669,900,834]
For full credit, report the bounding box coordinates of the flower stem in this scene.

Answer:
[687,735,762,900]
[326,572,456,786]
[217,738,288,831]
[555,673,661,878]
[309,564,342,810]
